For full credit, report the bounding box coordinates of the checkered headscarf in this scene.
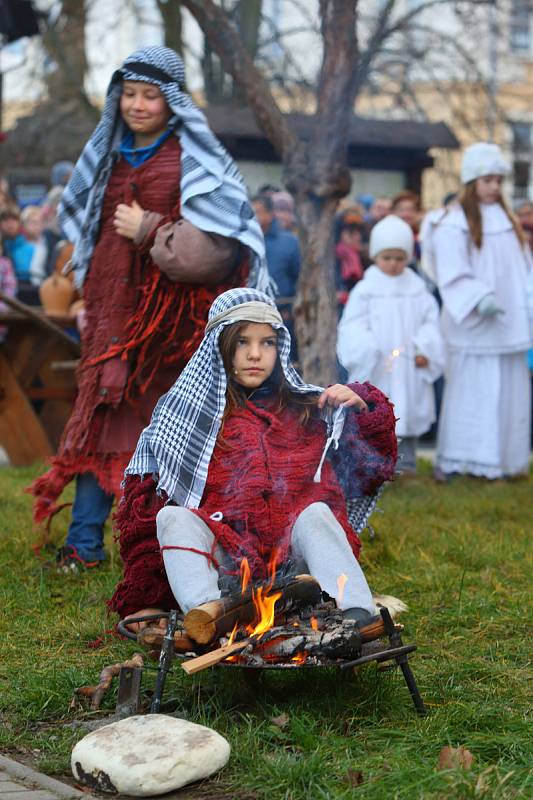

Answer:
[59,46,268,290]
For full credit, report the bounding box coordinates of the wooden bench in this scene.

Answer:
[0,292,80,466]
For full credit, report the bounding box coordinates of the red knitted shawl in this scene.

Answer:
[108,382,397,618]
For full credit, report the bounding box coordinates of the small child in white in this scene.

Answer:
[337,215,445,473]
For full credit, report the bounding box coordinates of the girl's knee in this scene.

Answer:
[156,506,194,545]
[297,502,334,525]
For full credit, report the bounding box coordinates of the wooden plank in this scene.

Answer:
[0,351,53,465]
[0,291,80,354]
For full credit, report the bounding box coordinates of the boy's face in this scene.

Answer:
[120,80,171,138]
[375,248,408,276]
[0,216,20,238]
[232,323,278,389]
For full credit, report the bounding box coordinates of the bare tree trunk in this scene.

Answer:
[156,0,183,55]
[180,0,359,385]
[41,0,96,118]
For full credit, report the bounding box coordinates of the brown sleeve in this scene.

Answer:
[150,218,240,285]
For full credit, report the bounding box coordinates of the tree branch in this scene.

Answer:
[180,0,296,158]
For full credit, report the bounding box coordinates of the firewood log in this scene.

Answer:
[181,638,253,675]
[137,626,195,653]
[184,574,322,644]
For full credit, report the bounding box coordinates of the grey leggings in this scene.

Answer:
[156,502,375,614]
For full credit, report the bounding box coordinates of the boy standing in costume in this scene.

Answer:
[31,47,268,569]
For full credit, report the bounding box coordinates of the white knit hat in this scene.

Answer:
[369,215,414,260]
[461,142,510,184]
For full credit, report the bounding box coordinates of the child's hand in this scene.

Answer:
[114,200,144,240]
[415,354,429,368]
[318,384,368,412]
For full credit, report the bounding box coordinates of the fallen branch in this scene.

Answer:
[75,653,144,709]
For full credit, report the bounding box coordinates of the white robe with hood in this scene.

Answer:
[430,202,533,477]
[337,265,445,437]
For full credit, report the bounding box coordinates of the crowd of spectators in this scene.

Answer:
[0,162,73,311]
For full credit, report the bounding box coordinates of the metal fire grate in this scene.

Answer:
[117,607,426,716]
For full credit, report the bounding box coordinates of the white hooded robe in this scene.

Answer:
[337,265,445,438]
[430,202,532,477]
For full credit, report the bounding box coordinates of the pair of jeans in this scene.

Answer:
[65,473,114,562]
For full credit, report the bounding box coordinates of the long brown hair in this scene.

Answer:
[459,181,526,249]
[218,322,318,428]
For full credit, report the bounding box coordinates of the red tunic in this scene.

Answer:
[108,382,397,618]
[31,136,248,524]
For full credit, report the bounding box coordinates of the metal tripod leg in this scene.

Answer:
[380,607,427,716]
[150,609,178,713]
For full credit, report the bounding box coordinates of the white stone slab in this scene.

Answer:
[71,714,230,796]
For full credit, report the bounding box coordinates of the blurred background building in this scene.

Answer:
[0,0,531,208]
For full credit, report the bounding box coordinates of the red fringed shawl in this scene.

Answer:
[108,382,397,618]
[30,136,248,526]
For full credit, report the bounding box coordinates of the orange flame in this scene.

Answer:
[310,616,318,631]
[291,652,307,664]
[240,557,251,593]
[337,573,348,606]
[227,620,239,646]
[247,585,282,639]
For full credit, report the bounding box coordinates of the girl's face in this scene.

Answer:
[393,200,417,227]
[475,175,503,204]
[120,81,171,139]
[375,248,408,276]
[231,323,278,389]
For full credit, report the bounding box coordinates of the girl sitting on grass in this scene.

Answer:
[109,288,397,627]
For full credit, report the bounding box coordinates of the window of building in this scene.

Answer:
[510,0,531,53]
[511,122,532,200]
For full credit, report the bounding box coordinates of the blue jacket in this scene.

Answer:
[264,219,300,299]
[3,235,34,282]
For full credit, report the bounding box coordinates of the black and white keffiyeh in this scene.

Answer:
[59,46,268,290]
[126,288,379,533]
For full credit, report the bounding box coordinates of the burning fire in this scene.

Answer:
[234,551,282,641]
[337,573,348,606]
[310,616,319,631]
[246,585,282,639]
[291,652,307,664]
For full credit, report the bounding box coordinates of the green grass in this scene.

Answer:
[0,460,531,799]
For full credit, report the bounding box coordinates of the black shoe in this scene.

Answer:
[342,607,374,625]
[55,545,100,573]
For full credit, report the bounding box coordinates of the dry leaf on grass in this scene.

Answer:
[270,712,290,729]
[438,745,474,770]
[344,768,364,787]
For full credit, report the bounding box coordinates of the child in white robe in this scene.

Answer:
[427,142,532,479]
[337,215,445,473]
